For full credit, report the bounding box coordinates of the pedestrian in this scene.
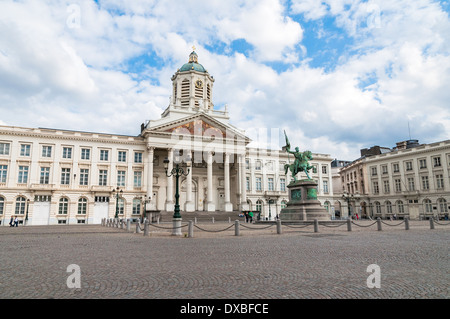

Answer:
[248,211,254,223]
[355,213,359,220]
[14,216,19,227]
[244,211,249,223]
[9,215,14,227]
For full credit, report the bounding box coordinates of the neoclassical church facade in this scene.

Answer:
[0,50,335,225]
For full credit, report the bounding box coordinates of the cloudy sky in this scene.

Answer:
[0,0,449,160]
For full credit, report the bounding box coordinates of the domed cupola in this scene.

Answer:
[170,47,215,110]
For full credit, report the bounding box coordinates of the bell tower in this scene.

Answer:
[170,48,215,111]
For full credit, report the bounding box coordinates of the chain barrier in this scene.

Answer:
[351,220,378,228]
[148,223,189,230]
[319,222,347,228]
[434,220,450,226]
[240,223,275,230]
[283,223,311,229]
[193,224,235,233]
[380,220,406,227]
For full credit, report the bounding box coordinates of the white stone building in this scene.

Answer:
[0,50,335,225]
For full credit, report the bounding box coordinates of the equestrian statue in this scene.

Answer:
[283,130,313,181]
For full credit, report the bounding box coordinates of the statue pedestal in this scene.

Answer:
[280,179,330,221]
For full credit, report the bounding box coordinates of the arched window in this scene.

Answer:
[0,196,4,215]
[438,198,448,213]
[132,199,141,215]
[256,200,263,212]
[59,197,69,215]
[375,201,381,214]
[15,196,27,215]
[78,198,87,215]
[423,199,432,213]
[397,201,404,214]
[386,201,392,214]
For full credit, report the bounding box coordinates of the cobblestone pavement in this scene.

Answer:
[0,221,448,299]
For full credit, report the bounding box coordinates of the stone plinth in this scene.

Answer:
[280,179,330,221]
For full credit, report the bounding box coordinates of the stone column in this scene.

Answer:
[239,154,249,211]
[165,148,174,211]
[146,145,156,210]
[224,153,233,212]
[185,151,195,212]
[206,151,215,212]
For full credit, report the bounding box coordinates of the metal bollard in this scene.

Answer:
[194,217,197,224]
[430,218,435,230]
[127,219,131,232]
[212,217,215,223]
[235,220,240,236]
[144,220,149,236]
[120,219,124,229]
[377,217,382,231]
[277,219,282,234]
[347,218,352,231]
[229,217,231,224]
[136,221,141,233]
[188,220,194,238]
[314,219,319,233]
[115,218,119,228]
[405,217,409,230]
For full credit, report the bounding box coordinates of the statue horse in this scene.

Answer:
[284,150,314,181]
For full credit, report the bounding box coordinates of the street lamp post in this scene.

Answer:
[164,154,191,235]
[342,191,354,219]
[25,198,30,226]
[112,187,123,219]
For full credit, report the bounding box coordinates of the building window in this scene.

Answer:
[383,180,390,194]
[0,143,10,155]
[255,177,262,191]
[280,178,286,192]
[397,201,404,214]
[433,156,441,167]
[0,197,4,215]
[256,200,263,212]
[268,177,274,191]
[395,179,402,192]
[436,174,444,189]
[134,171,142,187]
[20,144,31,157]
[246,176,250,191]
[15,196,26,215]
[134,152,143,163]
[18,166,29,184]
[423,199,432,213]
[42,145,52,158]
[99,170,108,186]
[117,170,126,187]
[438,198,448,213]
[78,198,87,215]
[132,199,141,215]
[100,150,109,161]
[372,181,379,194]
[405,161,413,171]
[40,167,50,184]
[322,165,327,174]
[312,165,317,174]
[407,177,415,191]
[61,168,71,185]
[386,201,392,214]
[375,202,381,214]
[371,167,377,176]
[81,148,91,160]
[118,151,127,162]
[79,169,89,186]
[382,165,388,174]
[421,176,429,190]
[255,161,261,171]
[323,180,329,193]
[62,147,72,159]
[418,159,427,169]
[0,165,8,183]
[58,198,69,215]
[117,198,124,215]
[393,163,400,173]
[245,159,250,170]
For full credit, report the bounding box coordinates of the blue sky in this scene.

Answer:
[0,0,449,160]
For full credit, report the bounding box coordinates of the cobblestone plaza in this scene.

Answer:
[0,222,448,299]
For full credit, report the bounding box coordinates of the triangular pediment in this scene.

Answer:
[144,112,249,142]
